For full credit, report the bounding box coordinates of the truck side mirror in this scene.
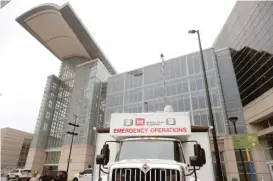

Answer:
[96,144,110,165]
[189,156,199,167]
[200,148,206,165]
[96,154,105,165]
[194,144,201,157]
[101,144,110,165]
[190,144,206,167]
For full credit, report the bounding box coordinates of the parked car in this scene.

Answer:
[72,168,92,181]
[6,169,32,181]
[39,170,67,181]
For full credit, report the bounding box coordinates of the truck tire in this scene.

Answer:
[73,178,78,181]
[15,176,19,181]
[6,175,10,180]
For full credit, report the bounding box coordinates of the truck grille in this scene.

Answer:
[111,168,181,181]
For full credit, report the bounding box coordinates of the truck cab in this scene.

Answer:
[93,106,215,181]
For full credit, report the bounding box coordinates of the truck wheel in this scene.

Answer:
[73,178,78,181]
[6,176,10,180]
[15,176,19,181]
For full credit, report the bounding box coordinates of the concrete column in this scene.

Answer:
[252,149,271,181]
[59,144,94,180]
[223,136,240,181]
[25,148,46,174]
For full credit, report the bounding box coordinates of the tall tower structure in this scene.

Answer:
[16,3,116,178]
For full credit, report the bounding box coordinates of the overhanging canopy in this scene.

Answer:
[16,3,116,75]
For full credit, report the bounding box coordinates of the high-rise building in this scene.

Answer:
[214,1,273,180]
[16,3,116,179]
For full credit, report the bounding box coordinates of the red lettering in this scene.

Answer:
[179,127,187,132]
[113,128,149,134]
[113,127,187,134]
[114,128,124,133]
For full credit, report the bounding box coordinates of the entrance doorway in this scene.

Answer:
[42,165,58,174]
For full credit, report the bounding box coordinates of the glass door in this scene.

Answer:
[42,165,58,174]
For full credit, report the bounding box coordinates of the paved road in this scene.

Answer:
[1,177,37,181]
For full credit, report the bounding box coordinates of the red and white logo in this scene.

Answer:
[135,118,145,126]
[141,163,150,173]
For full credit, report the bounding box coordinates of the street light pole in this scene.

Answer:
[66,115,79,173]
[229,117,248,181]
[188,29,223,181]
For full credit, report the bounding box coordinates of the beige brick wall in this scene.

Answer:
[1,127,33,168]
[59,144,94,180]
[24,148,46,173]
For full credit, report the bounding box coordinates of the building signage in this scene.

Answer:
[110,112,191,138]
[113,127,188,134]
[232,134,261,149]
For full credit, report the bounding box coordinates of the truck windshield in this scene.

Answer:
[117,140,184,162]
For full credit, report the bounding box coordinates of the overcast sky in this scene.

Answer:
[0,0,237,133]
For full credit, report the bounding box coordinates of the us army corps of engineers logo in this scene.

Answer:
[0,0,11,9]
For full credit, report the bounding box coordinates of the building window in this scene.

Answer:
[235,149,257,181]
[45,151,61,164]
[50,92,55,97]
[261,138,273,160]
[17,138,31,167]
[48,100,53,108]
[257,117,273,131]
[43,122,48,131]
[52,83,57,89]
[46,112,51,119]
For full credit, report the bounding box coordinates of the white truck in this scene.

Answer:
[93,106,215,181]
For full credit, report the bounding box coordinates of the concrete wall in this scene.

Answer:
[243,87,273,181]
[24,148,46,173]
[58,144,94,180]
[244,88,273,124]
[1,128,33,168]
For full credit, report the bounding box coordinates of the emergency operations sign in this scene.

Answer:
[110,112,191,138]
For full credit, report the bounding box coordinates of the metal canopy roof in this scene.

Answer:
[16,3,116,75]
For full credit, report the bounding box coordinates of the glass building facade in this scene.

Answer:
[214,1,273,106]
[63,59,110,147]
[17,138,32,167]
[104,48,245,135]
[31,57,87,150]
[214,1,273,180]
[29,56,112,170]
[104,48,249,180]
